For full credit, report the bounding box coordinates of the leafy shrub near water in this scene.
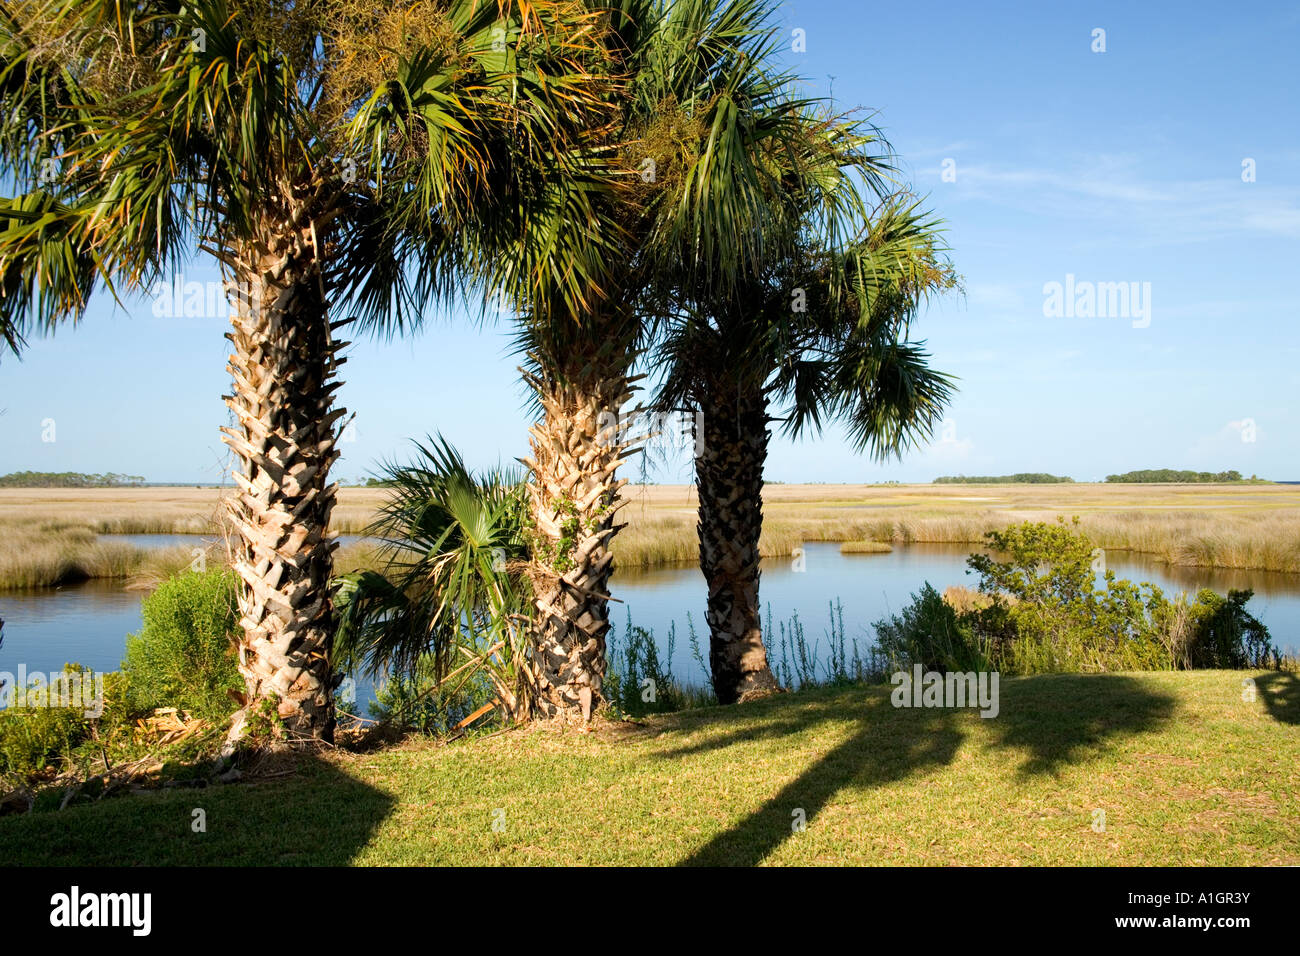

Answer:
[0,665,138,779]
[873,583,990,673]
[122,568,242,719]
[1168,587,1274,669]
[4,569,245,787]
[0,670,93,777]
[875,519,1279,675]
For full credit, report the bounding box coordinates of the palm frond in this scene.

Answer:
[335,435,532,696]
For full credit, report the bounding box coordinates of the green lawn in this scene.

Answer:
[3,670,1297,866]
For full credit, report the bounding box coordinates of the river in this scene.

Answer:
[1,538,1296,711]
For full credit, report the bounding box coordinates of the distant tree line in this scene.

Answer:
[1104,470,1256,483]
[0,471,146,488]
[934,473,1074,484]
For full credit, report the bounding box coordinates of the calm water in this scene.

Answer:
[613,543,1300,684]
[1,539,1296,709]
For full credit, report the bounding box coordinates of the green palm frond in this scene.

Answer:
[650,105,959,461]
[334,435,532,695]
[0,0,623,356]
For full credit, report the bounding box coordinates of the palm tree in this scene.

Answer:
[507,0,828,721]
[654,122,959,704]
[335,437,535,723]
[0,0,614,743]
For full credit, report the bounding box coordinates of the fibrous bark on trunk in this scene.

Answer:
[696,376,782,705]
[219,215,346,746]
[521,338,639,723]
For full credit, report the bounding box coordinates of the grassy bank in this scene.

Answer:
[2,482,1300,588]
[1,670,1295,865]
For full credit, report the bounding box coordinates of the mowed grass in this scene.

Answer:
[3,482,1300,587]
[3,670,1296,866]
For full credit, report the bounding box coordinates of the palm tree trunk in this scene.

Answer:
[522,343,636,722]
[219,224,346,746]
[696,376,782,704]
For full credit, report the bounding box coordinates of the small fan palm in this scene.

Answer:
[335,437,535,722]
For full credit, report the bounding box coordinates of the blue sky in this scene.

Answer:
[1,0,1297,484]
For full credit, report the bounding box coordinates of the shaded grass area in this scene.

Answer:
[1,757,395,865]
[3,670,1296,865]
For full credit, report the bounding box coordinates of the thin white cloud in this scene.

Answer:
[923,155,1300,245]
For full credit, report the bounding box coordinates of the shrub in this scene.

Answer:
[0,664,129,779]
[1179,588,1276,669]
[122,568,242,720]
[0,688,88,777]
[955,518,1275,674]
[334,437,534,724]
[873,583,990,673]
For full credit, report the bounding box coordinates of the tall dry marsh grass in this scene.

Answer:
[0,523,141,588]
[2,482,1298,588]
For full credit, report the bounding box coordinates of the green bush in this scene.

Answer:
[954,518,1275,674]
[0,664,122,778]
[873,583,990,673]
[0,692,88,777]
[122,568,242,720]
[1178,588,1276,669]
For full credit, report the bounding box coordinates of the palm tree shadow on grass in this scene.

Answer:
[0,755,395,866]
[674,674,1176,867]
[1255,671,1300,725]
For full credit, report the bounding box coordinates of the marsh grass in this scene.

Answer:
[768,600,887,691]
[126,543,226,591]
[0,524,142,588]
[839,540,893,554]
[3,483,1300,589]
[607,613,716,715]
[610,515,802,568]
